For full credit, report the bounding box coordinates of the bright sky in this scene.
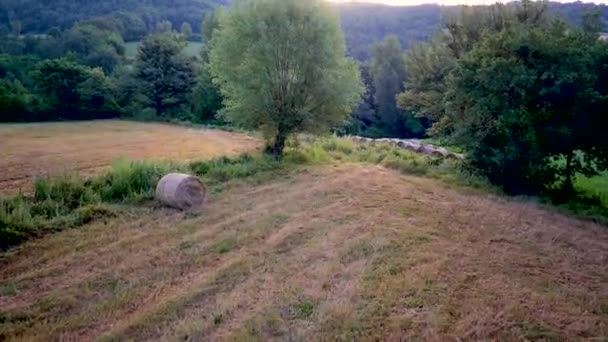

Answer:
[328,0,607,5]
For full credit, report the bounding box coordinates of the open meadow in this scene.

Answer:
[0,120,261,194]
[0,121,607,341]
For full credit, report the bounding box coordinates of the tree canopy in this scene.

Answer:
[134,32,197,118]
[209,0,362,156]
[446,22,608,195]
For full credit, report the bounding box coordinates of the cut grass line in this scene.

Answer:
[99,256,252,341]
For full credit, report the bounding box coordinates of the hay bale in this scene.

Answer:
[404,141,420,152]
[155,173,207,211]
[417,145,436,156]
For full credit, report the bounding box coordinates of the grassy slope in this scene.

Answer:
[1,165,607,340]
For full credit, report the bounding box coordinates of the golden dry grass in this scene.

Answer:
[0,120,261,194]
[1,165,606,341]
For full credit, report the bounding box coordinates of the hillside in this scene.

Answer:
[2,1,608,60]
[1,164,606,340]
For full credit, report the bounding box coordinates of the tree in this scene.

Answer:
[135,32,196,117]
[209,0,362,156]
[370,36,424,138]
[32,58,90,116]
[191,11,223,122]
[157,20,173,33]
[61,23,126,73]
[202,11,219,44]
[181,22,193,39]
[77,68,119,117]
[398,0,548,136]
[444,23,608,196]
[10,20,21,36]
[31,58,118,120]
[0,79,30,122]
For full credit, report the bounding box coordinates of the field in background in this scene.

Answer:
[125,41,204,60]
[1,165,606,340]
[577,171,608,207]
[0,120,261,194]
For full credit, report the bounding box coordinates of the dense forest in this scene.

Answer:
[2,1,608,59]
[0,0,227,41]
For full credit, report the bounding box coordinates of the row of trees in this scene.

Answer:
[0,0,226,41]
[398,1,608,197]
[0,21,213,123]
[4,0,607,62]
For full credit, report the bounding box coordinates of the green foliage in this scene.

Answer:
[398,0,548,136]
[180,22,193,39]
[31,58,119,120]
[209,0,363,156]
[445,23,608,196]
[0,152,288,250]
[134,32,197,117]
[95,160,187,202]
[0,79,31,122]
[189,12,223,123]
[338,3,442,61]
[370,36,424,138]
[0,0,225,39]
[61,22,126,73]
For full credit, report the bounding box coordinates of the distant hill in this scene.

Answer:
[337,1,608,60]
[1,0,607,60]
[0,0,228,40]
[338,3,444,60]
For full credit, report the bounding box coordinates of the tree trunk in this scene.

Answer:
[563,151,575,198]
[271,130,288,158]
[155,96,163,117]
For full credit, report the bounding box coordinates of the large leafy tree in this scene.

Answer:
[445,22,608,196]
[398,0,547,136]
[134,32,196,117]
[31,58,118,120]
[0,79,30,122]
[209,0,362,156]
[61,22,126,73]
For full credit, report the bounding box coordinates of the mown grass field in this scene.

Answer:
[125,41,204,60]
[0,120,261,194]
[0,121,607,340]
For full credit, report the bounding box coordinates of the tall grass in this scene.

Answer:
[0,154,292,250]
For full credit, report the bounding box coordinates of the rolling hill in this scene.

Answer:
[2,1,608,60]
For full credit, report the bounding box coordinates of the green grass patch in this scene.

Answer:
[212,238,238,254]
[0,153,296,251]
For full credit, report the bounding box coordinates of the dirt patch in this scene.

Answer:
[0,120,261,194]
[0,165,606,341]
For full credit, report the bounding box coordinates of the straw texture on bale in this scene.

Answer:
[155,173,207,211]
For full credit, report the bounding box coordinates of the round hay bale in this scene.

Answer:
[155,173,207,211]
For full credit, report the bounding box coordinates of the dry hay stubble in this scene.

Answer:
[0,165,606,341]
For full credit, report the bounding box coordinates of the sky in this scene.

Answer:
[328,0,608,5]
